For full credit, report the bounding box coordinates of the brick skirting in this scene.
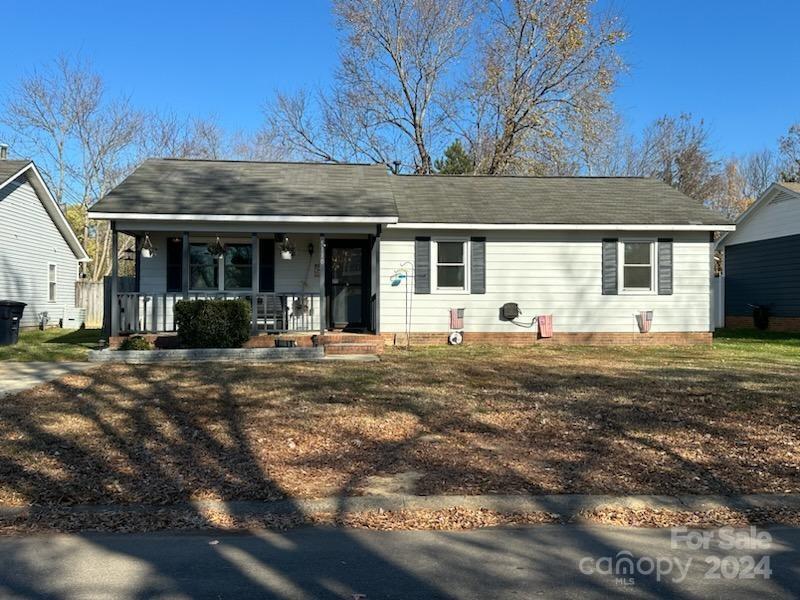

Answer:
[381,331,712,347]
[725,315,800,333]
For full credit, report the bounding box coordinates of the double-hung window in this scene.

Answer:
[47,264,57,302]
[223,244,253,290]
[434,240,468,292]
[620,240,654,292]
[189,244,219,290]
[189,241,253,291]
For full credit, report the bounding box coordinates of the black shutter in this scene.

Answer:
[259,238,275,293]
[415,237,431,294]
[601,238,618,295]
[657,238,673,295]
[470,237,486,294]
[166,237,182,292]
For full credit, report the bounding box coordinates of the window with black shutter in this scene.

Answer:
[166,237,183,292]
[259,238,275,293]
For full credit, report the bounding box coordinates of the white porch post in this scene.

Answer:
[251,233,259,336]
[319,233,326,336]
[110,221,119,338]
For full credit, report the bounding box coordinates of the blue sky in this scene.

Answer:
[1,0,798,158]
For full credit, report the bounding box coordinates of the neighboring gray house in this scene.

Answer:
[0,159,90,328]
[717,182,800,332]
[89,158,733,347]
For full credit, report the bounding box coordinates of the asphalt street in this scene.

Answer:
[0,524,797,599]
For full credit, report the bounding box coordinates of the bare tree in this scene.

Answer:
[779,123,800,182]
[265,0,474,172]
[453,0,626,175]
[627,114,721,202]
[1,56,144,280]
[741,149,779,198]
[139,112,228,160]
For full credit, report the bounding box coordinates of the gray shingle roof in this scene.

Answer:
[92,158,733,226]
[391,175,732,225]
[778,182,800,194]
[0,160,32,185]
[90,159,398,219]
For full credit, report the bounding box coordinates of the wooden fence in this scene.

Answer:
[75,277,135,330]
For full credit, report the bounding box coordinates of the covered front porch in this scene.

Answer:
[109,225,381,338]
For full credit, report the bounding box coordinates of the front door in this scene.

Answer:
[326,239,370,330]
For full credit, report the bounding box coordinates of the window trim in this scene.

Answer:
[618,238,656,295]
[431,238,470,294]
[47,263,57,303]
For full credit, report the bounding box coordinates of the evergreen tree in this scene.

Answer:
[434,140,473,174]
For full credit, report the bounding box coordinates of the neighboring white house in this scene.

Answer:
[88,158,733,346]
[0,159,90,328]
[716,182,800,332]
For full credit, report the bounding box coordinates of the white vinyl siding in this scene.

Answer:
[0,177,79,327]
[379,230,712,333]
[725,191,800,246]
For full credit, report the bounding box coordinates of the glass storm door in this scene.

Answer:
[327,241,368,330]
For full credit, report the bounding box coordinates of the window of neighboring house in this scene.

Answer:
[189,243,219,290]
[224,244,252,290]
[434,239,468,291]
[620,240,655,292]
[48,264,57,302]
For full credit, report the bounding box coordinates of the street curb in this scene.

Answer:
[4,493,800,519]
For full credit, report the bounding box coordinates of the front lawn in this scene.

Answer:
[0,331,797,506]
[0,328,102,361]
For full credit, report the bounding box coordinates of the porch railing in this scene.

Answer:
[115,292,321,335]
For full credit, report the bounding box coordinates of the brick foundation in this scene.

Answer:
[725,315,800,333]
[382,331,712,347]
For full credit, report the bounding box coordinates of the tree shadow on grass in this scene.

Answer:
[0,346,798,597]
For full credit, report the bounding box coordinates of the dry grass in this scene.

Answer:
[0,341,798,507]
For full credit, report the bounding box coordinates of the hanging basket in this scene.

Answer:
[207,237,226,258]
[140,234,157,258]
[279,236,296,260]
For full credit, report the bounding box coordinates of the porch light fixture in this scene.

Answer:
[207,236,226,258]
[141,233,157,259]
[279,236,296,260]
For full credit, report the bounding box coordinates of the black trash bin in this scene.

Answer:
[0,300,26,346]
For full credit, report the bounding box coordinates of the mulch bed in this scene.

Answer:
[0,344,798,508]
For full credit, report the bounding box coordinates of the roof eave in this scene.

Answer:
[387,222,735,231]
[87,211,399,224]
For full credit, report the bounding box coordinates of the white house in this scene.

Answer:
[717,182,800,332]
[0,159,90,328]
[88,158,733,349]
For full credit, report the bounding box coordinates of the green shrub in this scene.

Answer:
[174,299,251,348]
[119,336,154,351]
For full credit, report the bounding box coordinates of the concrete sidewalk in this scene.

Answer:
[0,361,94,398]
